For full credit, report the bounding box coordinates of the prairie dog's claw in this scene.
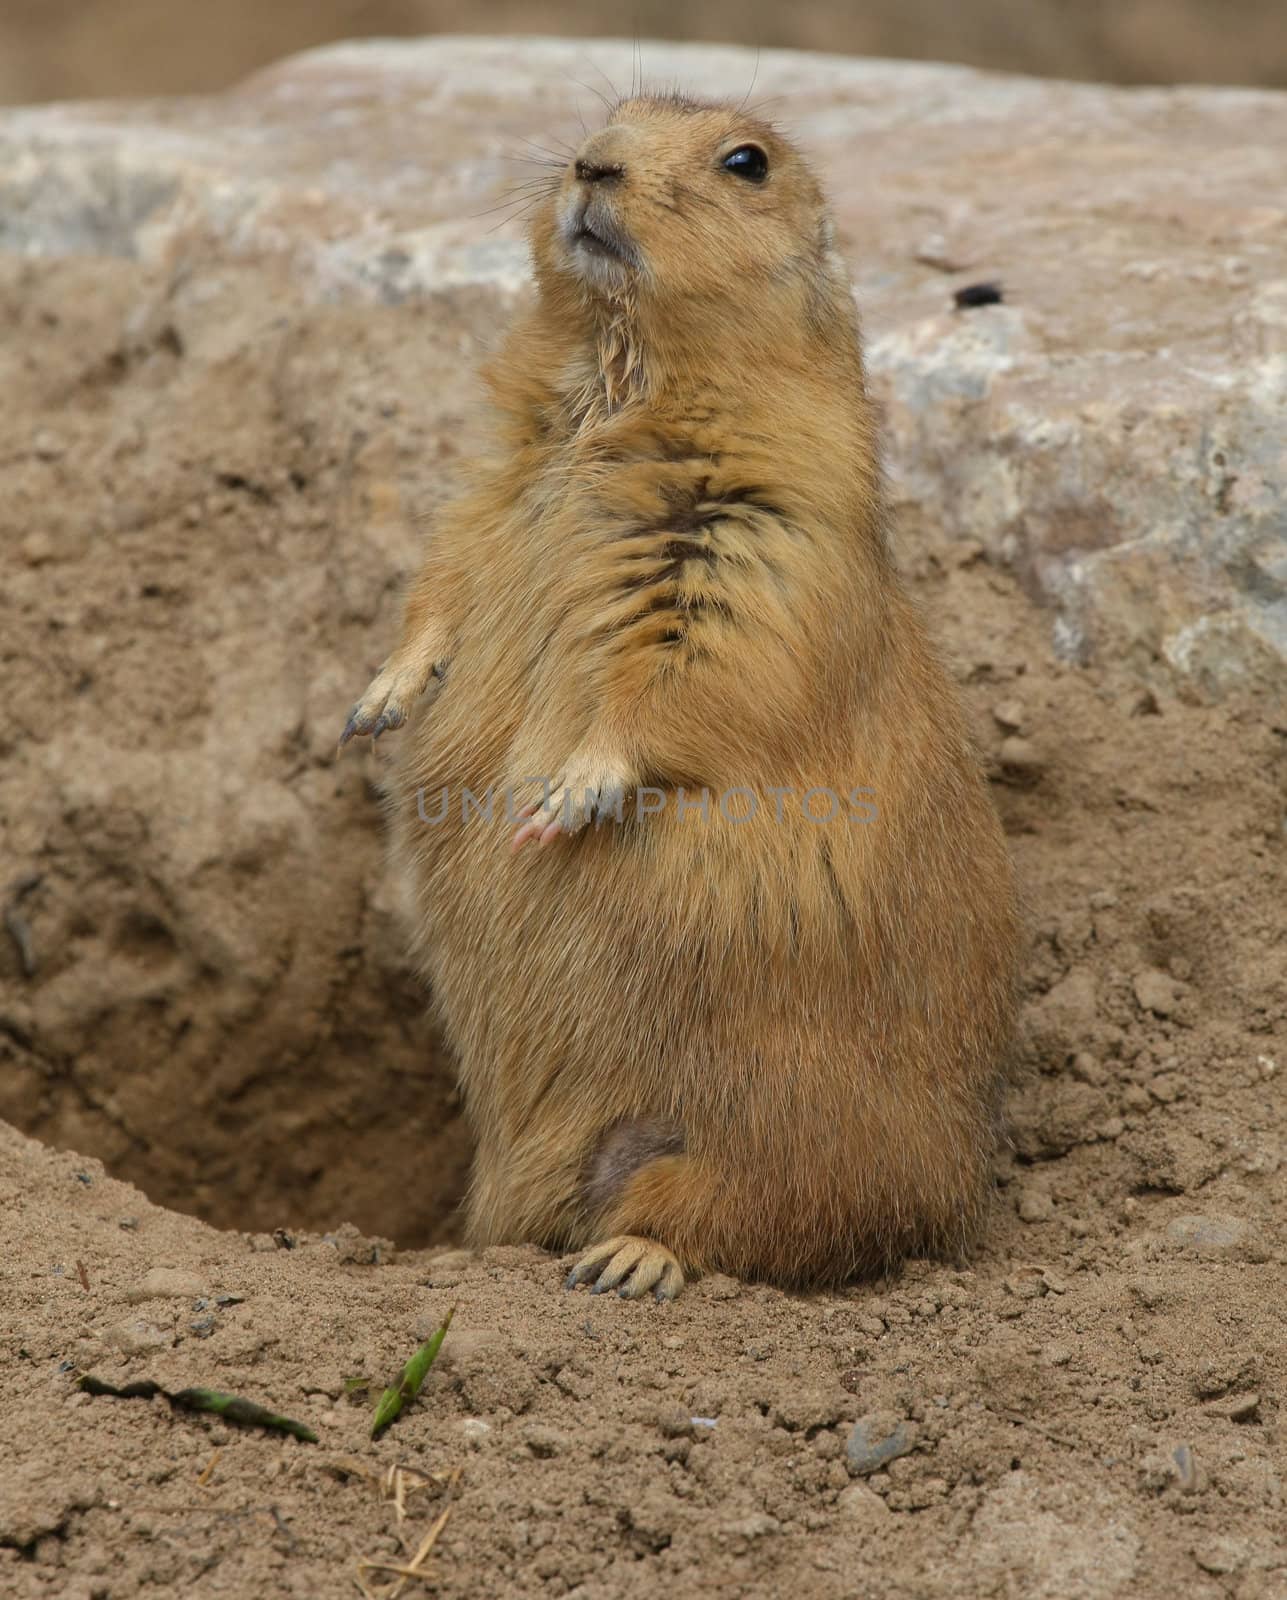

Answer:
[564,1235,685,1301]
[339,656,435,751]
[510,759,629,851]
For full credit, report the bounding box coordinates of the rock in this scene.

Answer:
[124,1266,207,1302]
[1164,1213,1269,1262]
[846,1412,918,1476]
[1170,1444,1203,1494]
[1017,1188,1055,1223]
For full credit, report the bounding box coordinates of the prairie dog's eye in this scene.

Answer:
[722,144,768,183]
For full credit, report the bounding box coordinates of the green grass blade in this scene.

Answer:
[371,1305,456,1439]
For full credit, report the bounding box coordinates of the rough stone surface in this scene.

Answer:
[846,1412,919,1475]
[1,38,1282,692]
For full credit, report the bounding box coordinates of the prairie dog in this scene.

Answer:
[342,94,1019,1299]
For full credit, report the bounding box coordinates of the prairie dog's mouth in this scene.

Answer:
[562,197,639,273]
[573,221,620,258]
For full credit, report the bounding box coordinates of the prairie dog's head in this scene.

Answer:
[530,95,850,323]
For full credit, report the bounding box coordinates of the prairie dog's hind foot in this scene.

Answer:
[565,1235,685,1301]
[339,646,443,749]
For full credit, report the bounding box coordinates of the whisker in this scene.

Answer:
[482,194,551,235]
[520,137,573,163]
[470,180,559,224]
[743,95,786,119]
[505,155,565,172]
[579,57,621,112]
[738,48,762,113]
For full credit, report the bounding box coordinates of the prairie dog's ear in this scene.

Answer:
[816,212,854,304]
[818,213,845,275]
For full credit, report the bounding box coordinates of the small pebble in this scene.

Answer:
[1165,1214,1266,1261]
[846,1412,918,1476]
[1171,1444,1202,1493]
[836,1481,890,1520]
[991,699,1026,734]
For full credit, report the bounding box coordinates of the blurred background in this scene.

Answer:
[0,0,1284,105]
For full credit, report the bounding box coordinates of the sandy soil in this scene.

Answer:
[1,228,1285,1591]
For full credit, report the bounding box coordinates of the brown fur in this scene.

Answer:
[343,95,1019,1294]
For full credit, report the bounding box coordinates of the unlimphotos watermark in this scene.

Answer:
[415,783,879,827]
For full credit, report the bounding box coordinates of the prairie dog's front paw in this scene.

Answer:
[511,754,631,851]
[339,649,441,749]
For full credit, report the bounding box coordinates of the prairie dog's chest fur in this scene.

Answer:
[428,398,846,788]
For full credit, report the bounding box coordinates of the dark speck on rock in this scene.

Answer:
[953,281,1004,309]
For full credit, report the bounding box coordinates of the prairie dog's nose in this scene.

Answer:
[572,127,631,185]
[574,157,624,185]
